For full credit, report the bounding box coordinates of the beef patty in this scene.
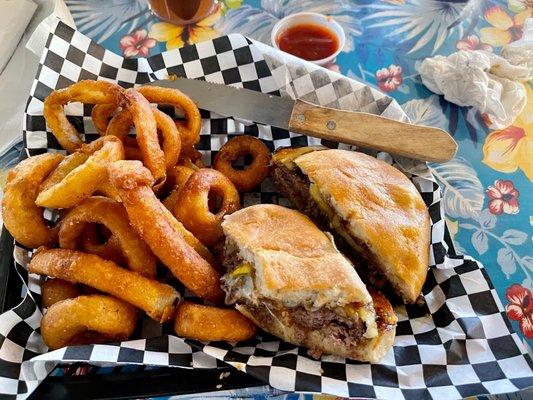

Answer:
[221,242,367,351]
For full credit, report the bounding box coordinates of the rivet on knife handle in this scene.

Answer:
[288,99,457,163]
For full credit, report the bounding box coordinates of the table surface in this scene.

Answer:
[0,0,531,398]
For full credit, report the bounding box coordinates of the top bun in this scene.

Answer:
[222,204,373,310]
[295,149,430,303]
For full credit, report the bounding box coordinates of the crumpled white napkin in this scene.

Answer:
[417,19,532,129]
[0,0,37,73]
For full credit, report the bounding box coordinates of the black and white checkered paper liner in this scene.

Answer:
[0,20,532,399]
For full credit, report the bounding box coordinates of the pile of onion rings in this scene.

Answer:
[2,79,278,350]
[108,160,223,303]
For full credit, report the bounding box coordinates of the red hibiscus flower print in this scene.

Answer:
[375,65,403,92]
[486,179,520,215]
[120,29,156,58]
[456,35,493,52]
[506,284,533,339]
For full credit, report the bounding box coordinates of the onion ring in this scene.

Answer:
[161,166,195,211]
[40,152,87,193]
[108,160,223,303]
[41,278,80,308]
[124,145,143,161]
[104,107,132,139]
[43,80,123,153]
[213,136,270,192]
[106,108,181,170]
[91,103,119,135]
[178,146,204,170]
[137,86,201,149]
[59,196,157,278]
[173,301,257,342]
[2,153,64,248]
[119,89,166,189]
[80,224,125,266]
[36,136,124,209]
[175,169,240,246]
[41,294,137,350]
[29,248,179,323]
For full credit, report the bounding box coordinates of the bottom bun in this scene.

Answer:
[236,292,396,363]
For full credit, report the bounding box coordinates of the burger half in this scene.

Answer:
[221,204,397,362]
[271,148,430,303]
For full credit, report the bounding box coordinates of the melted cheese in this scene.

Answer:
[273,147,325,169]
[229,263,253,277]
[309,184,334,217]
[310,184,360,251]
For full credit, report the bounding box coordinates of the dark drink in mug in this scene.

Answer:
[148,0,217,25]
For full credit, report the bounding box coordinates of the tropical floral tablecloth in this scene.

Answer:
[1,0,531,398]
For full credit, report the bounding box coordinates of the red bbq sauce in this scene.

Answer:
[276,24,339,61]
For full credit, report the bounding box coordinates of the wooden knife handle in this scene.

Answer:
[288,99,457,162]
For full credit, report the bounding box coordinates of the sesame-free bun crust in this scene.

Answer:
[294,149,430,303]
[221,204,372,309]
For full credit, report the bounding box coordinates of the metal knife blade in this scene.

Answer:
[147,78,295,130]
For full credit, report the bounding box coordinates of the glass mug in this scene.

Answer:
[148,0,218,25]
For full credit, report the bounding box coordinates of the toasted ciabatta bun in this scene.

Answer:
[272,148,430,303]
[236,289,397,362]
[222,204,373,309]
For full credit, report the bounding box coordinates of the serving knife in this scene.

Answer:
[148,78,457,162]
